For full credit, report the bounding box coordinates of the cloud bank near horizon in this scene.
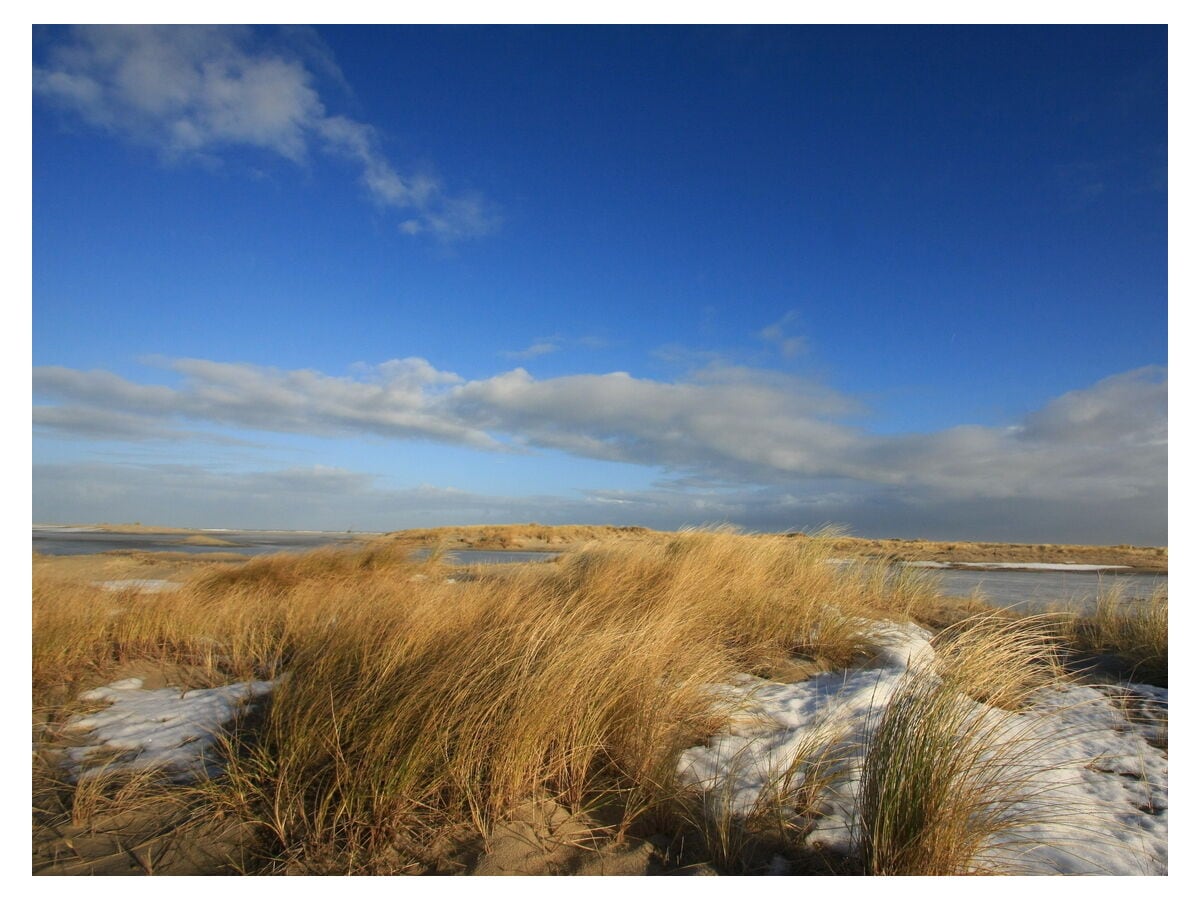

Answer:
[33,358,1167,543]
[34,25,496,239]
[32,461,1165,546]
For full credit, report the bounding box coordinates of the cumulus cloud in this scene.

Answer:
[34,406,184,441]
[34,366,179,415]
[1020,367,1167,445]
[32,406,258,446]
[34,25,497,239]
[848,367,1166,502]
[452,367,864,477]
[456,364,1166,507]
[34,357,499,450]
[33,357,1167,527]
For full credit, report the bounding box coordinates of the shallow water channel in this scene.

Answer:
[926,566,1164,614]
[32,527,371,557]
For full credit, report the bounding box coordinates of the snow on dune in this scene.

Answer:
[61,677,273,782]
[677,624,1167,875]
[48,622,1166,874]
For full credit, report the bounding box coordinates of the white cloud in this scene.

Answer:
[35,366,179,414]
[35,357,500,450]
[33,357,1166,528]
[31,460,1166,545]
[848,367,1166,502]
[34,25,496,239]
[1020,367,1167,445]
[453,367,864,478]
[34,406,183,441]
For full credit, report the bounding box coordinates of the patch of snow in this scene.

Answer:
[857,620,935,670]
[677,624,1167,875]
[60,677,273,782]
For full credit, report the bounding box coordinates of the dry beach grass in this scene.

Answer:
[31,527,1167,875]
[1053,586,1168,687]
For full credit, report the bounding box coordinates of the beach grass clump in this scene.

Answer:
[1059,586,1167,686]
[33,541,437,703]
[32,574,117,697]
[219,577,736,870]
[856,616,1070,875]
[930,614,1067,710]
[203,529,939,870]
[186,539,420,597]
[676,720,854,874]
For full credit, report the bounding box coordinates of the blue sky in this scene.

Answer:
[31,25,1168,543]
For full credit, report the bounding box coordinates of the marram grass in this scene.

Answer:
[1059,585,1167,686]
[857,616,1073,875]
[32,528,1163,874]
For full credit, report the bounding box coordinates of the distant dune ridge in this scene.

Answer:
[48,521,1167,571]
[369,523,1166,571]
